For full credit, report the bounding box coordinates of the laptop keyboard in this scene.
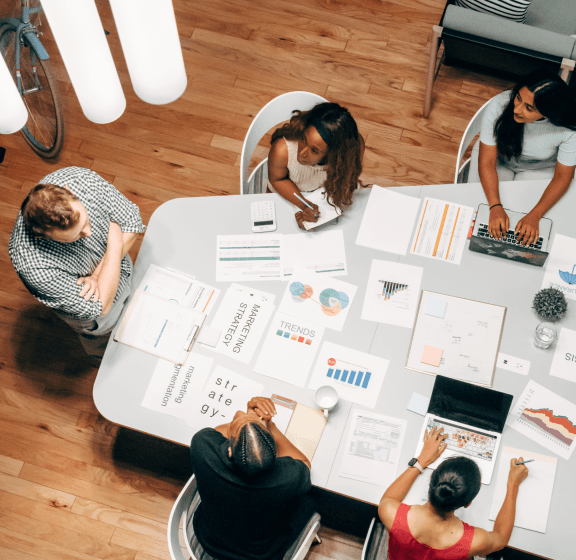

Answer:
[427,418,497,461]
[476,223,543,250]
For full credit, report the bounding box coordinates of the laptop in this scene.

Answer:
[414,375,513,484]
[469,204,552,267]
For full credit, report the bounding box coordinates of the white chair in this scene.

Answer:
[168,474,322,560]
[240,91,328,195]
[454,99,492,184]
[361,518,389,560]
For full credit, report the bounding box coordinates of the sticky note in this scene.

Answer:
[407,393,430,416]
[426,298,446,318]
[421,345,443,367]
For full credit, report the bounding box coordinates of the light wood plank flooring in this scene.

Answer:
[0,0,514,558]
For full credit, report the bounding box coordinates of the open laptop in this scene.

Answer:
[469,204,552,267]
[414,375,513,484]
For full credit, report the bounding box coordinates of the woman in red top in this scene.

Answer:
[378,427,529,559]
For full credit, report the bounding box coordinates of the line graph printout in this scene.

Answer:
[406,291,506,386]
[410,198,474,265]
[361,260,423,328]
[507,380,576,460]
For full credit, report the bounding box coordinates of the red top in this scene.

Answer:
[389,504,474,560]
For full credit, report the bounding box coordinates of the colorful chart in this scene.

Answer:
[377,280,408,301]
[326,357,372,389]
[289,281,349,317]
[520,408,576,447]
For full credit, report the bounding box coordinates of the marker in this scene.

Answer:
[515,459,534,465]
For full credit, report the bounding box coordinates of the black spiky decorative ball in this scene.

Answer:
[532,288,567,320]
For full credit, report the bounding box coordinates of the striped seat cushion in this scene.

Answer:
[455,0,532,24]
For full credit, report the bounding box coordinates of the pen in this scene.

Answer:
[515,459,534,465]
[293,193,319,218]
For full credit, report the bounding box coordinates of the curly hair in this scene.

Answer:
[230,421,276,476]
[21,184,80,236]
[270,102,363,211]
[495,69,576,160]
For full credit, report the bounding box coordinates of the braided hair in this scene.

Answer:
[428,456,481,515]
[230,421,277,476]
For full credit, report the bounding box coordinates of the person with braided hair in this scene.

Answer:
[189,397,314,560]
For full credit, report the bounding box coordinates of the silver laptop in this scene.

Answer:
[414,375,513,485]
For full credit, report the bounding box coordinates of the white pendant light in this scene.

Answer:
[109,0,187,105]
[41,0,125,124]
[0,55,28,134]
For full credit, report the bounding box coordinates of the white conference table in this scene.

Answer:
[96,180,576,559]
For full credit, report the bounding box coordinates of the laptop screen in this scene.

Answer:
[428,375,513,433]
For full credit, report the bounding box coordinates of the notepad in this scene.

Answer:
[426,298,446,318]
[285,403,327,462]
[421,345,443,367]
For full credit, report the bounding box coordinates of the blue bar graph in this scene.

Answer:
[334,369,341,380]
[362,372,372,388]
[348,371,356,384]
[341,370,349,382]
[327,368,334,378]
[325,366,372,389]
[355,371,363,386]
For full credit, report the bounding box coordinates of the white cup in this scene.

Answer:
[315,385,339,418]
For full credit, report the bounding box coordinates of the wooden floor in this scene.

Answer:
[0,1,515,559]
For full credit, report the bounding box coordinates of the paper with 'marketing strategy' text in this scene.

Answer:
[141,353,214,419]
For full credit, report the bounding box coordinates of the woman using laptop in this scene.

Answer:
[378,426,529,559]
[470,70,576,247]
[267,102,365,229]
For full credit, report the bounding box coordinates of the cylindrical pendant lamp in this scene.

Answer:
[41,0,125,123]
[109,0,187,105]
[0,55,28,134]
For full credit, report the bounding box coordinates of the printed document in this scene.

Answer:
[339,410,407,486]
[356,186,421,255]
[282,230,347,277]
[216,234,282,281]
[489,447,557,533]
[540,234,576,301]
[550,327,576,383]
[410,198,473,264]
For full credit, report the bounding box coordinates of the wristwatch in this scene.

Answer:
[408,458,425,474]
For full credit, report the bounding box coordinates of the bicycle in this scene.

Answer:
[0,0,64,158]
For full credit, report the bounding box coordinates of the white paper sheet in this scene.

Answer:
[216,234,282,281]
[406,291,506,387]
[282,230,347,277]
[308,342,389,409]
[187,365,264,429]
[550,327,576,383]
[540,234,576,301]
[507,380,576,460]
[339,410,407,486]
[489,447,557,533]
[407,393,430,416]
[254,312,325,388]
[410,198,474,265]
[299,189,342,230]
[361,260,423,328]
[355,187,421,255]
[205,287,275,364]
[496,353,530,375]
[278,267,357,332]
[141,353,214,419]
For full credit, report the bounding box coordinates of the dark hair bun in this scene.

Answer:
[429,457,481,513]
[231,421,276,476]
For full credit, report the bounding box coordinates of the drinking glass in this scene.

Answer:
[534,322,557,349]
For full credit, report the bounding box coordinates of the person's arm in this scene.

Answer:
[468,457,529,556]
[515,162,575,246]
[378,426,448,529]
[479,142,510,241]
[94,221,124,316]
[268,139,319,228]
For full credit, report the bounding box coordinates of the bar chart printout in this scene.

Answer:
[308,342,389,408]
[507,380,576,460]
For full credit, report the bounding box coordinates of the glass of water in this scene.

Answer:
[534,322,558,349]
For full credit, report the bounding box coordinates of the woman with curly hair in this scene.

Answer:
[267,101,365,229]
[189,397,315,560]
[470,69,576,247]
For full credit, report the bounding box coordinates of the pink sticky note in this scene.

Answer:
[421,345,443,367]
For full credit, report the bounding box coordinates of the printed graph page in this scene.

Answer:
[410,198,473,265]
[507,380,576,460]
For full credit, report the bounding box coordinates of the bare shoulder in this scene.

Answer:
[377,498,401,530]
[468,525,501,557]
[269,137,288,167]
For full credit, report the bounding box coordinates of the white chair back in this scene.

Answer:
[246,158,269,195]
[454,98,492,183]
[240,91,328,194]
[167,475,198,560]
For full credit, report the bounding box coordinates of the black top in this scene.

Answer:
[190,428,312,560]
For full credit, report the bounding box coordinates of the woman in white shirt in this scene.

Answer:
[470,70,576,246]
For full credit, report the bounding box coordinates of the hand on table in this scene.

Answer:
[295,202,320,230]
[418,426,448,468]
[507,456,529,489]
[488,205,509,241]
[77,275,100,302]
[247,397,277,422]
[515,212,540,247]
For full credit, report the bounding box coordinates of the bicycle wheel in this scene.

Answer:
[0,23,64,158]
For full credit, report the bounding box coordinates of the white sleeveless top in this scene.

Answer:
[267,138,328,193]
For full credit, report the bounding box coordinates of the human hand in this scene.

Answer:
[418,426,448,468]
[507,457,529,489]
[515,212,540,247]
[488,205,509,241]
[247,397,277,422]
[77,275,100,302]
[301,202,320,223]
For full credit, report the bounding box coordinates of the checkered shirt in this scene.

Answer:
[9,167,146,320]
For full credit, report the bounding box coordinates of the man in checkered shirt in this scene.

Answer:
[9,167,146,360]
